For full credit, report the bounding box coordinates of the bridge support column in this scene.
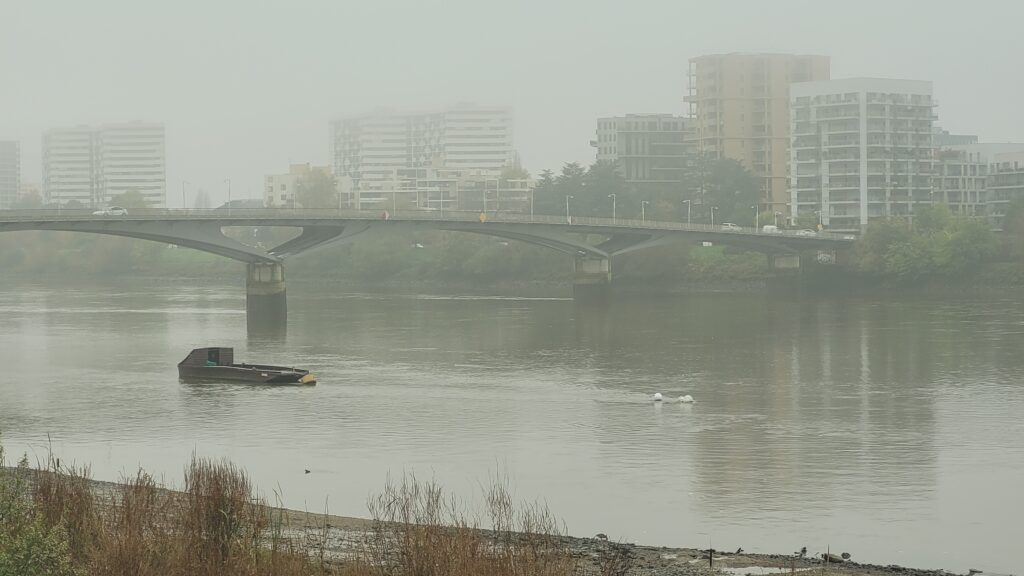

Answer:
[247,262,287,333]
[767,253,801,272]
[573,254,611,300]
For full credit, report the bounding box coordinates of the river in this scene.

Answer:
[1,278,1022,573]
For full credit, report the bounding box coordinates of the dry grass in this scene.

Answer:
[4,449,329,576]
[345,472,578,576]
[3,445,584,576]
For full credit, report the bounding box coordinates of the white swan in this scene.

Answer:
[678,395,695,403]
[653,392,663,402]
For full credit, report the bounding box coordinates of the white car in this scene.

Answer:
[92,206,128,216]
[720,223,741,231]
[794,229,817,237]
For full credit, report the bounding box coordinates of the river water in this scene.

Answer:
[1,278,1022,573]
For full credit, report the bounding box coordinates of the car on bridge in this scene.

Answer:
[794,229,817,237]
[92,206,128,216]
[720,223,741,231]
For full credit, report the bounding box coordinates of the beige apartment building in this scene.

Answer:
[687,53,830,213]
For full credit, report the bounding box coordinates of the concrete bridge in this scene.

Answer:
[0,208,854,328]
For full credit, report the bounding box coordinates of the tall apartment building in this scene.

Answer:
[592,114,693,191]
[987,151,1024,229]
[330,104,514,192]
[687,53,830,211]
[0,141,19,209]
[43,122,165,207]
[789,78,936,233]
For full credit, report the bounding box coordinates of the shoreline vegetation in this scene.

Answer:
[0,443,979,576]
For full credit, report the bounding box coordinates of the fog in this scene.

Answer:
[2,0,1022,204]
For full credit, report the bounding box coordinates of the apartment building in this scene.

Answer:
[789,78,936,233]
[340,166,532,214]
[933,148,988,216]
[330,105,515,195]
[592,114,693,191]
[264,163,333,208]
[687,53,830,211]
[43,122,165,207]
[0,141,19,209]
[987,151,1024,229]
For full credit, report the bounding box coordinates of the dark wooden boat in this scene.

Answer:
[178,347,316,385]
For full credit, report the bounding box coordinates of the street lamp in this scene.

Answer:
[608,193,616,222]
[683,199,691,225]
[711,206,718,227]
[752,205,759,229]
[182,180,191,210]
[641,200,650,223]
[224,179,232,216]
[774,211,781,227]
[565,195,574,223]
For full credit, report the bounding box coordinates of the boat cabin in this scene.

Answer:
[179,347,235,368]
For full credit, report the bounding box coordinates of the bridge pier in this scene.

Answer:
[573,254,611,300]
[247,262,287,333]
[767,253,801,272]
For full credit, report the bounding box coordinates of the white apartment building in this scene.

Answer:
[43,122,165,207]
[340,166,532,214]
[592,114,693,190]
[330,104,515,194]
[0,141,19,209]
[790,78,935,232]
[97,123,165,205]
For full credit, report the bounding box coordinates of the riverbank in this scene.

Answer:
[0,465,988,576]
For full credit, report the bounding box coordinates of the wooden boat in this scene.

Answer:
[177,347,316,385]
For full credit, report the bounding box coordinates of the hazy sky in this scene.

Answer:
[3,0,1023,205]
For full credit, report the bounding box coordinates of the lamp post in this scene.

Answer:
[565,195,574,223]
[608,193,616,222]
[182,180,191,210]
[683,199,691,225]
[711,206,718,227]
[224,179,232,216]
[641,200,650,223]
[753,205,759,229]
[774,211,781,227]
[529,187,534,220]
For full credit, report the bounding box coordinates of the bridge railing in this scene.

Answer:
[0,208,853,241]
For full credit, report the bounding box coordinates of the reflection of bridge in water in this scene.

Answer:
[0,209,854,329]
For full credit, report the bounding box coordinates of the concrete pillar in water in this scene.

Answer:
[247,262,287,332]
[573,254,611,300]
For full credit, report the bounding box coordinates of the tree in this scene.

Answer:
[296,170,338,209]
[12,192,43,209]
[108,189,151,209]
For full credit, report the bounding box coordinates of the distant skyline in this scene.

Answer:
[3,0,1023,206]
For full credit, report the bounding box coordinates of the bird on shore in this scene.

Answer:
[595,533,608,541]
[795,546,807,558]
[841,552,851,560]
[653,392,663,402]
[304,469,310,474]
[735,547,743,554]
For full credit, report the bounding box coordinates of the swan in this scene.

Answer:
[678,395,695,403]
[653,392,663,402]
